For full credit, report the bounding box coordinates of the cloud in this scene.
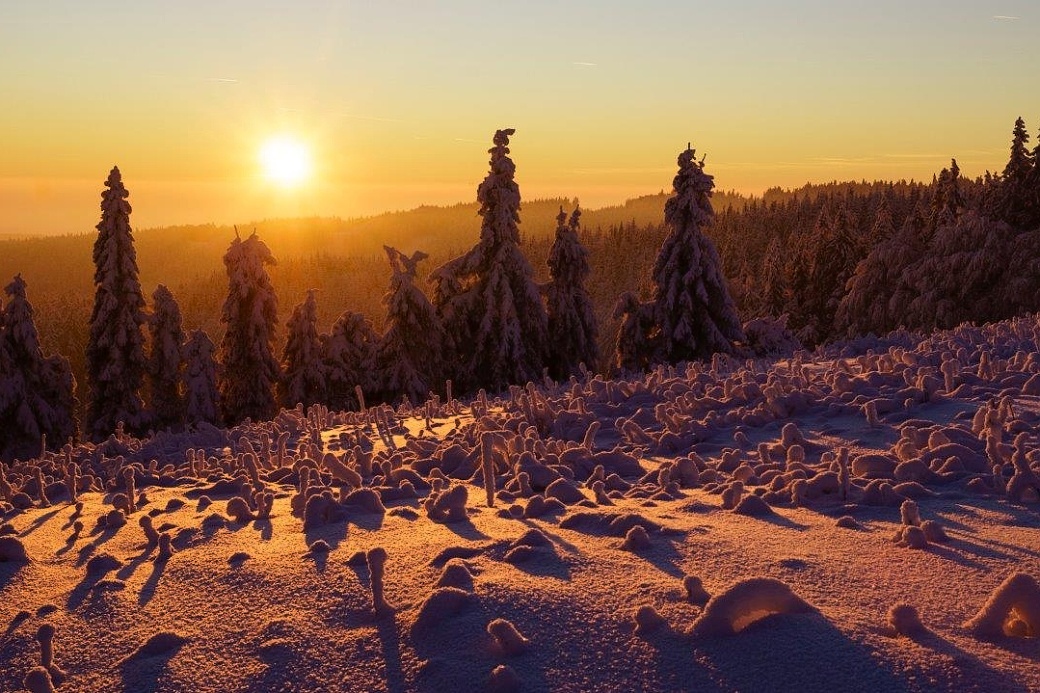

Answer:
[992,15,1019,20]
[205,77,239,83]
[572,61,597,67]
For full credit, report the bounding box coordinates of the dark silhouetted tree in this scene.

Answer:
[378,246,443,405]
[86,166,148,440]
[0,275,78,459]
[147,284,185,430]
[280,290,326,409]
[218,231,280,425]
[649,145,744,362]
[612,291,655,373]
[183,329,220,427]
[545,205,598,379]
[430,129,548,392]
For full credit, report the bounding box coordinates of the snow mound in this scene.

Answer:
[412,587,476,633]
[691,577,818,636]
[559,511,662,537]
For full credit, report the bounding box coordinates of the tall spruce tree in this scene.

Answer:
[279,290,327,409]
[649,145,744,362]
[0,275,78,459]
[183,329,220,427]
[987,117,1037,229]
[545,205,598,379]
[218,231,280,425]
[758,235,787,318]
[86,166,148,440]
[378,246,443,405]
[147,284,186,430]
[429,129,548,392]
[322,311,380,411]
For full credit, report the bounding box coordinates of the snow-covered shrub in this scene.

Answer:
[741,315,801,357]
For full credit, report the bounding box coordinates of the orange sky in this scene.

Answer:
[1,2,1036,235]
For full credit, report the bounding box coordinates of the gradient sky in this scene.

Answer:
[1,1,1037,234]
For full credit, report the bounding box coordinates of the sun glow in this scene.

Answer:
[259,136,312,187]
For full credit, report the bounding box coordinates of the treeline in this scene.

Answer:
[3,117,1040,460]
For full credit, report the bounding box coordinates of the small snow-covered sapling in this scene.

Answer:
[683,575,710,604]
[1007,433,1040,504]
[481,432,496,508]
[633,605,666,635]
[367,547,390,613]
[836,447,850,501]
[63,464,79,505]
[721,481,744,510]
[488,664,521,693]
[887,603,925,637]
[34,468,50,507]
[621,524,651,551]
[139,515,160,549]
[155,532,173,562]
[899,499,921,526]
[122,468,137,514]
[254,490,274,520]
[22,668,55,693]
[226,496,254,524]
[487,618,529,655]
[36,624,65,684]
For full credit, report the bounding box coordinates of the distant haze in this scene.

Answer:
[1,1,1036,235]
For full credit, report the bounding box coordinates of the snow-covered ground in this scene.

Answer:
[3,317,1040,693]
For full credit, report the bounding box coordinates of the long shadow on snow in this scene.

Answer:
[693,613,918,693]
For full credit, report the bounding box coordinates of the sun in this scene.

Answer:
[259,136,312,187]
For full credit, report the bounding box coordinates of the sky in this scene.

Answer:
[1,1,1037,235]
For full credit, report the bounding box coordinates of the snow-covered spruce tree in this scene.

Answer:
[218,231,280,425]
[378,246,444,405]
[910,211,1016,330]
[0,275,78,459]
[322,311,379,411]
[86,166,148,440]
[182,329,220,427]
[867,193,895,246]
[545,205,598,379]
[147,285,185,431]
[800,199,861,346]
[985,117,1035,229]
[279,290,326,409]
[612,291,656,374]
[649,145,744,363]
[757,235,787,319]
[429,129,548,393]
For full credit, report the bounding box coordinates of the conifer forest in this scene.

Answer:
[2,118,1040,692]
